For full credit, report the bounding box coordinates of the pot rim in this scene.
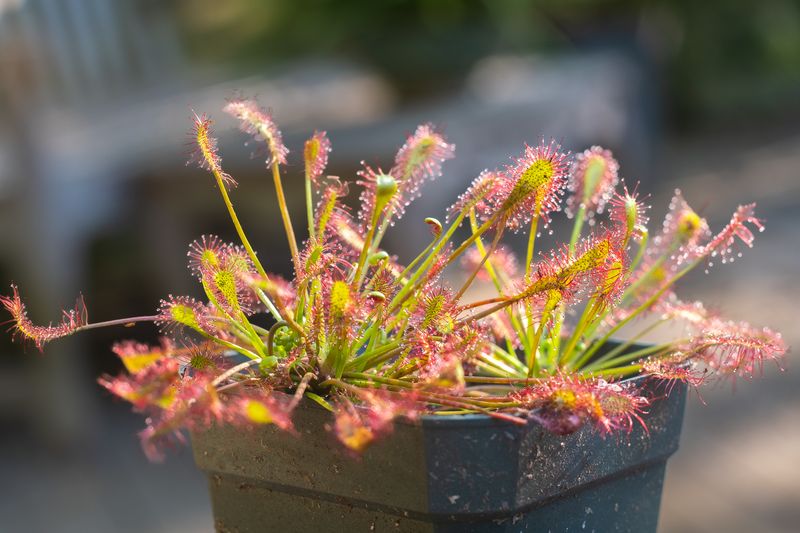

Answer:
[412,371,656,428]
[348,339,667,429]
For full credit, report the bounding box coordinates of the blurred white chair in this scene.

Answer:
[0,0,187,445]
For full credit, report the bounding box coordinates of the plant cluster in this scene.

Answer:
[2,99,786,458]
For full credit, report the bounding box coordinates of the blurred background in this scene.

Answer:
[0,1,798,531]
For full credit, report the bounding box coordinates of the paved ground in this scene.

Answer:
[655,129,800,533]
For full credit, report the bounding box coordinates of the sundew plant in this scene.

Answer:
[2,100,786,457]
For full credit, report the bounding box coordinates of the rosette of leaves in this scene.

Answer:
[2,104,786,458]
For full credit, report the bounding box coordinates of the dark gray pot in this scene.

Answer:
[192,347,686,532]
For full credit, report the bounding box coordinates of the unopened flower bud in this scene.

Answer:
[367,291,386,302]
[368,251,390,265]
[424,217,443,236]
[375,173,398,210]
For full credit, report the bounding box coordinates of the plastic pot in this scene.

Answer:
[192,345,686,532]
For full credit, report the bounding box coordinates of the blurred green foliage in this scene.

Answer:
[666,0,800,125]
[175,0,800,124]
[175,0,561,97]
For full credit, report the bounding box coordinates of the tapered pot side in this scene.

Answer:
[192,342,688,532]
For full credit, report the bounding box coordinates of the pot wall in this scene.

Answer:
[193,378,686,532]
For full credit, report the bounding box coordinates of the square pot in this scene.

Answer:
[192,345,686,532]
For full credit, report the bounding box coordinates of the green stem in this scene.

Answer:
[524,213,541,352]
[444,211,501,267]
[358,320,385,371]
[370,210,394,255]
[584,364,642,378]
[577,318,667,370]
[305,173,315,240]
[569,205,587,253]
[238,312,268,358]
[271,162,300,273]
[628,231,649,273]
[550,204,588,360]
[525,213,540,273]
[460,296,508,311]
[454,226,503,301]
[469,209,529,355]
[341,372,414,389]
[474,359,514,377]
[201,279,267,358]
[369,164,415,254]
[464,376,541,385]
[344,339,403,371]
[563,237,675,364]
[266,321,289,360]
[397,234,441,282]
[76,316,157,332]
[361,347,404,371]
[576,258,701,368]
[582,343,674,373]
[350,304,384,359]
[477,352,521,376]
[211,359,261,387]
[386,210,468,314]
[210,166,301,334]
[527,293,559,377]
[212,317,271,338]
[618,240,680,309]
[203,332,261,361]
[489,346,528,374]
[574,233,661,347]
[352,202,382,288]
[558,299,601,366]
[254,288,282,322]
[335,377,522,412]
